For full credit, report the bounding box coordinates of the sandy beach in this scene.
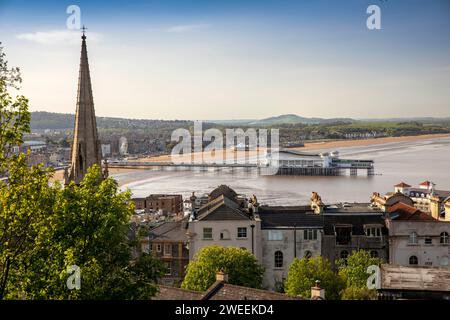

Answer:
[126,133,450,163]
[296,133,450,151]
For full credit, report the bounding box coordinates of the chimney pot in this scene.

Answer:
[216,271,229,282]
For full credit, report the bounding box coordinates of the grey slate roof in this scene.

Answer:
[197,195,251,221]
[258,206,323,229]
[153,282,302,300]
[148,220,189,242]
[259,204,386,233]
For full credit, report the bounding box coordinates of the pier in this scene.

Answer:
[108,157,375,176]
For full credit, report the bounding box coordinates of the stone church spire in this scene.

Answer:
[66,28,103,185]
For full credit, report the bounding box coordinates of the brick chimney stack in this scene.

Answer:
[311,280,325,300]
[216,271,229,283]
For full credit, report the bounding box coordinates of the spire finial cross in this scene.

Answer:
[81,25,87,39]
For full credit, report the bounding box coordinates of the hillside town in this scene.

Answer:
[2,2,450,311]
[130,180,450,300]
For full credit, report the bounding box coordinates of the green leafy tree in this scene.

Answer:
[337,250,383,288]
[340,286,377,300]
[181,245,264,292]
[284,256,344,300]
[1,44,164,299]
[0,155,57,299]
[0,44,48,299]
[337,250,382,300]
[14,166,165,300]
[0,43,30,166]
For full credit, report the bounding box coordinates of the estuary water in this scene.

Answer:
[114,136,450,206]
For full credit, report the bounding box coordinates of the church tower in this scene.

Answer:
[65,28,104,185]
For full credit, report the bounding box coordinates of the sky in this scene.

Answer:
[0,0,449,120]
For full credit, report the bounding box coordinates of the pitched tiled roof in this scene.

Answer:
[388,202,436,221]
[153,285,203,300]
[153,282,302,300]
[394,182,411,188]
[197,195,251,221]
[148,220,189,242]
[203,282,302,300]
[419,181,432,187]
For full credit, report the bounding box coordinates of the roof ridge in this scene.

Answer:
[201,281,225,300]
[157,285,202,295]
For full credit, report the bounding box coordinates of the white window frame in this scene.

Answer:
[440,232,449,245]
[409,232,418,245]
[304,229,318,240]
[203,227,213,240]
[164,243,172,256]
[274,251,283,268]
[365,226,381,238]
[237,227,247,239]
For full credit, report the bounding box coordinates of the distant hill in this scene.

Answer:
[30,111,450,131]
[31,112,75,130]
[30,111,190,131]
[248,114,355,126]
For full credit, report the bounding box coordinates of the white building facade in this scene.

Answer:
[386,203,450,267]
[258,206,323,291]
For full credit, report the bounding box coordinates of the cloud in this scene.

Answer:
[16,30,102,45]
[164,24,209,33]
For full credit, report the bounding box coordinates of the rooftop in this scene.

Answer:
[148,220,189,242]
[154,281,301,300]
[209,185,238,202]
[395,182,412,188]
[388,202,436,221]
[323,213,386,235]
[197,195,251,221]
[323,203,382,215]
[380,264,450,292]
[419,180,432,187]
[259,206,322,229]
[407,188,450,199]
